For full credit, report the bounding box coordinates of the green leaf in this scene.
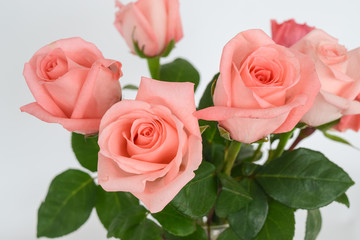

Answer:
[159,58,200,91]
[171,161,217,217]
[305,209,322,240]
[164,225,207,240]
[322,131,356,148]
[95,186,139,229]
[253,201,295,240]
[241,162,262,176]
[71,132,99,172]
[203,140,226,171]
[217,228,242,240]
[152,204,196,236]
[124,219,163,240]
[256,148,354,209]
[231,162,260,178]
[122,84,139,90]
[228,179,268,240]
[37,169,97,238]
[335,193,350,208]
[316,119,340,131]
[107,205,148,239]
[198,73,219,110]
[215,173,252,218]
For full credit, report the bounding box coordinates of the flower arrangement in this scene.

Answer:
[20,1,360,240]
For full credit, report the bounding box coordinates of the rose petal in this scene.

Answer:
[71,59,122,119]
[115,2,159,56]
[33,37,103,68]
[336,114,360,132]
[137,77,200,137]
[217,29,275,106]
[271,19,314,47]
[44,69,89,117]
[23,63,67,118]
[228,63,260,108]
[37,48,68,80]
[128,120,178,164]
[132,135,202,213]
[164,0,183,43]
[195,95,307,143]
[20,102,100,134]
[136,0,167,52]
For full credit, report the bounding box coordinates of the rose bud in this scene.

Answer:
[114,0,183,57]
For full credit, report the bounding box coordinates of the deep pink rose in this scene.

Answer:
[195,30,320,143]
[271,19,314,47]
[97,77,202,213]
[291,29,360,126]
[114,0,183,57]
[21,37,122,134]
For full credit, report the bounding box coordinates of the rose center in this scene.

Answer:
[244,51,284,87]
[252,67,273,84]
[318,43,347,65]
[39,48,68,81]
[139,126,154,137]
[46,59,58,72]
[133,121,160,147]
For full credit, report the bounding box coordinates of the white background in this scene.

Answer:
[1,0,360,239]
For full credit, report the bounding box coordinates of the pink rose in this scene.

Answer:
[291,29,360,126]
[195,30,320,143]
[335,95,360,132]
[21,37,122,134]
[271,19,314,47]
[97,77,202,213]
[114,0,183,57]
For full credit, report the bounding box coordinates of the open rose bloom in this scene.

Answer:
[21,38,122,134]
[97,78,202,213]
[195,29,320,143]
[291,30,360,127]
[114,0,183,57]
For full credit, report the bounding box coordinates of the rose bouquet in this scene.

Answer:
[20,1,360,240]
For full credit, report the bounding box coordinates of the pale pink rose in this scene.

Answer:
[21,38,122,134]
[195,30,320,143]
[271,19,314,47]
[114,0,183,57]
[97,77,202,213]
[291,30,360,126]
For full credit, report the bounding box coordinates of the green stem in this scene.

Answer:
[223,141,242,175]
[268,129,295,162]
[147,57,160,79]
[288,127,316,151]
[250,142,263,162]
